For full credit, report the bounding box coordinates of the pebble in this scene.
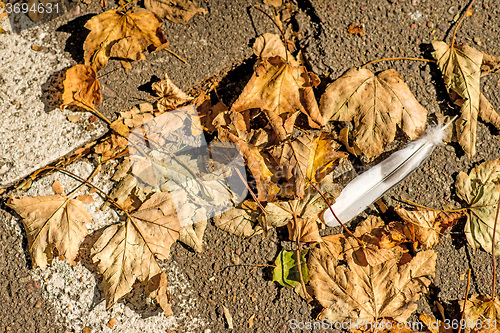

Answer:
[427,21,435,29]
[216,306,224,316]
[34,301,41,308]
[448,6,457,15]
[209,311,217,320]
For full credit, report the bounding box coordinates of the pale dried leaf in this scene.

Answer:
[152,74,193,112]
[92,192,181,310]
[455,158,500,254]
[320,68,428,158]
[179,220,207,252]
[7,195,91,268]
[432,41,483,156]
[213,201,262,237]
[460,294,500,328]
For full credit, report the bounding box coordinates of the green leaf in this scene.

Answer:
[272,249,309,288]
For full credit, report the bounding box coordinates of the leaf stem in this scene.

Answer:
[253,5,289,62]
[164,48,188,64]
[40,166,132,219]
[491,194,500,299]
[457,268,471,333]
[310,182,365,247]
[451,0,476,47]
[361,57,435,69]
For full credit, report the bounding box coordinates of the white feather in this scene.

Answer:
[323,120,454,227]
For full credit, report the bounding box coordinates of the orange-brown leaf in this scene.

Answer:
[61,64,101,111]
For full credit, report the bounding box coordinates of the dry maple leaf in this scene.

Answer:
[232,33,322,141]
[262,193,330,230]
[270,132,347,198]
[61,64,101,111]
[309,235,436,323]
[213,200,262,237]
[152,74,193,112]
[319,67,428,159]
[84,8,168,72]
[144,0,207,24]
[455,158,500,254]
[432,41,484,156]
[395,205,464,249]
[92,191,181,311]
[7,195,91,268]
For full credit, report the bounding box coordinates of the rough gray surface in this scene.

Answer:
[1,0,500,332]
[0,17,107,188]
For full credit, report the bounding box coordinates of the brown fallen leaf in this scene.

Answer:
[262,193,330,230]
[84,8,168,71]
[481,53,500,76]
[7,194,91,268]
[93,133,128,162]
[232,34,322,141]
[213,200,262,237]
[144,0,207,24]
[319,67,428,159]
[309,232,436,322]
[395,206,463,249]
[179,220,207,252]
[419,313,453,333]
[287,218,322,243]
[270,132,347,198]
[61,64,101,111]
[459,294,500,330]
[432,41,487,156]
[152,74,193,112]
[92,191,181,312]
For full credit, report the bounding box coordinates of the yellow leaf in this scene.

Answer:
[83,8,168,71]
[7,195,91,268]
[61,64,101,111]
[320,68,428,159]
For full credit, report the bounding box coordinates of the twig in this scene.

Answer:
[491,194,500,299]
[451,0,476,47]
[457,268,472,333]
[361,57,435,69]
[164,48,188,64]
[310,183,365,247]
[253,5,288,62]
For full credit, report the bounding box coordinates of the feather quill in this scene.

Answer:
[323,119,455,227]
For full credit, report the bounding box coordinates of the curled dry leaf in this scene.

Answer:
[92,191,181,312]
[213,200,262,238]
[7,195,91,268]
[152,74,193,113]
[61,64,101,111]
[309,236,436,323]
[232,34,321,141]
[455,158,500,254]
[84,8,168,71]
[145,0,207,24]
[395,205,464,249]
[270,132,347,198]
[431,41,500,157]
[319,67,428,159]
